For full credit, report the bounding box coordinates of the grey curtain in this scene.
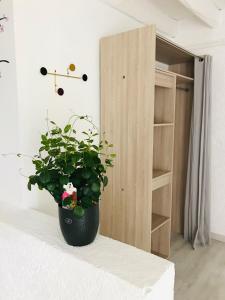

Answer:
[184,55,212,248]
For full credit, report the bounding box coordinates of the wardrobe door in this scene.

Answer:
[100,26,156,252]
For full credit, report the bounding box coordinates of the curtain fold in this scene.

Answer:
[184,55,212,248]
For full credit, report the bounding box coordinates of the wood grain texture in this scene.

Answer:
[154,76,176,123]
[152,170,172,191]
[155,70,176,88]
[153,126,175,171]
[169,61,194,78]
[100,26,156,252]
[172,83,193,233]
[152,184,172,218]
[156,36,194,65]
[152,213,170,233]
[151,70,176,258]
[154,123,174,127]
[151,221,171,258]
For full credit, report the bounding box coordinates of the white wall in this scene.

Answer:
[12,0,140,216]
[0,0,21,202]
[208,46,225,239]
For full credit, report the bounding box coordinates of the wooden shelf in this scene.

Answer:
[155,68,193,85]
[155,69,175,88]
[154,123,174,127]
[152,169,172,191]
[176,73,194,84]
[152,213,170,233]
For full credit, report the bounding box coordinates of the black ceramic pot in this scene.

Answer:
[58,204,99,246]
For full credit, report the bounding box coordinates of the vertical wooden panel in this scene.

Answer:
[151,221,171,258]
[169,61,194,78]
[152,71,176,258]
[172,84,193,233]
[100,26,156,252]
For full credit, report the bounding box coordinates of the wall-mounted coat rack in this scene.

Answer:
[40,63,88,96]
[0,15,8,33]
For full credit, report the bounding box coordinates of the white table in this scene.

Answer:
[0,202,174,300]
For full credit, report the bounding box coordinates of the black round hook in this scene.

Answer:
[40,67,48,76]
[0,60,10,63]
[0,17,7,22]
[82,74,88,81]
[57,88,64,96]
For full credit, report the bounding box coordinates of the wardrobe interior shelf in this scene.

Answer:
[154,123,174,127]
[176,73,194,84]
[156,68,194,84]
[152,169,172,191]
[151,213,170,233]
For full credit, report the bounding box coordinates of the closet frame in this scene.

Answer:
[100,25,195,258]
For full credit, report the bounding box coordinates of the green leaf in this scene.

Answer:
[48,149,60,157]
[33,160,42,170]
[82,169,91,179]
[103,176,108,187]
[29,175,37,185]
[98,165,105,173]
[41,134,48,142]
[59,176,69,185]
[43,156,50,164]
[64,165,74,175]
[50,121,56,125]
[51,128,62,135]
[73,206,85,218]
[40,172,51,184]
[47,183,55,192]
[83,186,90,196]
[68,137,76,142]
[82,131,89,136]
[27,181,32,191]
[64,124,72,133]
[39,146,45,152]
[110,153,116,158]
[71,177,81,186]
[92,145,99,151]
[91,182,100,193]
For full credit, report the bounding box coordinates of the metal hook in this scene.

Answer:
[0,16,8,22]
[0,60,10,63]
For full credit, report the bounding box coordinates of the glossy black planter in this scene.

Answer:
[58,204,99,246]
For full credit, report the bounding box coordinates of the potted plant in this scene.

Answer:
[26,115,115,246]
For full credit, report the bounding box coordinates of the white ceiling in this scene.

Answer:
[102,0,225,37]
[150,0,193,20]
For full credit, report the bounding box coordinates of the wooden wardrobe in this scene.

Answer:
[100,25,194,258]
